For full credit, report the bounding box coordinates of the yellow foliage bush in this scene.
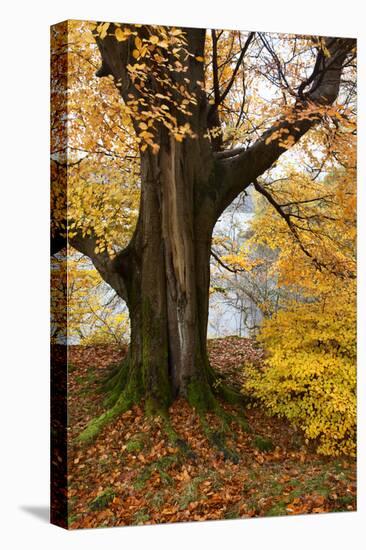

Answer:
[244,289,356,456]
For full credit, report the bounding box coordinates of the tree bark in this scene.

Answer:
[83,25,232,414]
[110,124,222,412]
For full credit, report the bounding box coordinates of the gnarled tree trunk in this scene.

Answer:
[106,117,228,418]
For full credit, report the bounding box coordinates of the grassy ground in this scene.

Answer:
[66,341,356,529]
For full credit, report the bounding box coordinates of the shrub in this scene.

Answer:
[244,291,356,456]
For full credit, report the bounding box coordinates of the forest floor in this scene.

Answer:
[67,338,356,529]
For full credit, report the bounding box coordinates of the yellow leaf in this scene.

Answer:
[158,40,169,49]
[115,28,129,42]
[98,22,110,40]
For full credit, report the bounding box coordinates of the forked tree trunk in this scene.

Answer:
[114,127,221,414]
[85,26,233,415]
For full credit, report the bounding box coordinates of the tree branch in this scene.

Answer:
[69,233,129,302]
[215,37,356,215]
[252,179,355,279]
[208,32,255,118]
[214,145,246,160]
[211,249,247,274]
[252,180,316,262]
[51,233,67,256]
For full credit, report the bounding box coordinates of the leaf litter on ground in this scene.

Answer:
[66,339,356,529]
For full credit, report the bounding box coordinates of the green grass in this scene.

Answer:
[224,504,241,519]
[89,488,115,511]
[133,455,179,490]
[177,475,207,510]
[68,363,77,373]
[68,513,81,527]
[336,495,354,506]
[133,508,150,525]
[268,480,285,497]
[253,435,274,452]
[125,433,146,454]
[145,489,166,509]
[265,501,288,517]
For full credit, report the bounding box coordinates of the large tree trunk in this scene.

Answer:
[87,26,231,415]
[112,125,221,415]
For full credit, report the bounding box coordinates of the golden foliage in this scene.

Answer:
[244,285,356,456]
[51,21,140,257]
[242,134,356,456]
[98,23,198,150]
[51,248,129,345]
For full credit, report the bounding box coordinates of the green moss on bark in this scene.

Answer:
[78,391,134,443]
[187,378,217,413]
[103,360,130,408]
[141,296,172,411]
[77,366,144,443]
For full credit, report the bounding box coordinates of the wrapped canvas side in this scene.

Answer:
[50,20,69,529]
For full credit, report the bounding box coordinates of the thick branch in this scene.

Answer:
[69,233,129,302]
[214,145,246,160]
[94,24,136,104]
[215,37,356,216]
[51,233,67,256]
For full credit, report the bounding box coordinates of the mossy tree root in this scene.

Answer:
[101,357,130,399]
[159,414,197,459]
[198,413,240,464]
[102,365,130,408]
[213,380,251,407]
[77,390,135,444]
[186,378,247,463]
[77,360,144,444]
[78,367,250,448]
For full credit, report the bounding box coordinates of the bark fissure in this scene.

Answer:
[119,129,217,407]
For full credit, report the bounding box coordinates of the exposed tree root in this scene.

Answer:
[78,389,135,444]
[78,363,250,451]
[100,358,130,407]
[78,359,142,443]
[159,414,198,460]
[186,378,250,463]
[77,401,125,444]
[214,380,251,407]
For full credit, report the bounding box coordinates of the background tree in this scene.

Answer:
[51,21,356,440]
